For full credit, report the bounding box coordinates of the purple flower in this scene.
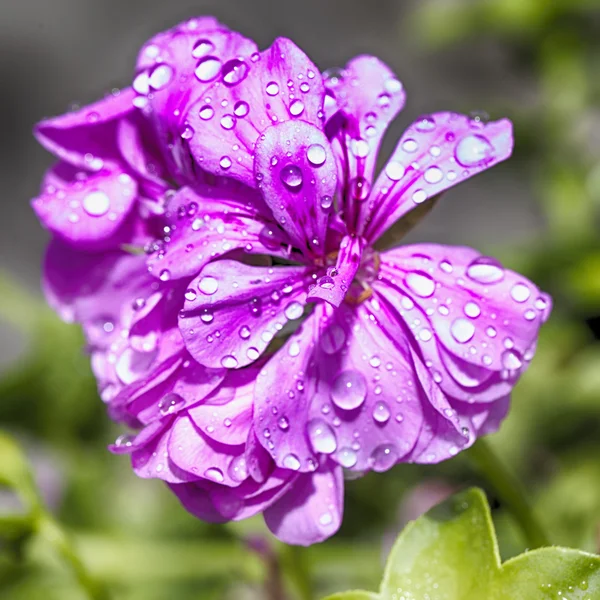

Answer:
[31,16,551,545]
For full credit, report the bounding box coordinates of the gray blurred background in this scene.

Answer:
[0,0,542,365]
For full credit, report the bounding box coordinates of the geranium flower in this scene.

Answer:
[31,16,550,545]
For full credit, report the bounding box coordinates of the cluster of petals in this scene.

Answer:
[32,16,551,545]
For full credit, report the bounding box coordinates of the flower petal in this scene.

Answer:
[179,261,311,369]
[263,458,344,546]
[168,481,229,523]
[254,120,337,257]
[323,56,406,230]
[361,113,513,242]
[186,38,325,188]
[35,88,136,171]
[254,301,462,473]
[146,184,296,281]
[307,235,364,306]
[32,170,138,249]
[377,244,550,401]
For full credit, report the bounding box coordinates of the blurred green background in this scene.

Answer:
[1,0,600,598]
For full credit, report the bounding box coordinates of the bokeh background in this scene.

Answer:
[1,0,599,598]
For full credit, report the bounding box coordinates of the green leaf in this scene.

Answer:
[0,431,40,511]
[322,488,600,600]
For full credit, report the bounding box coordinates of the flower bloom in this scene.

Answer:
[32,16,550,545]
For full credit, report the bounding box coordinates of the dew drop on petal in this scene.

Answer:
[424,166,443,184]
[217,355,237,370]
[405,271,435,297]
[370,444,398,472]
[228,456,248,482]
[221,58,249,86]
[510,283,531,303]
[82,190,110,216]
[148,64,173,90]
[350,139,369,158]
[320,195,333,209]
[320,324,346,354]
[330,370,367,411]
[239,326,251,339]
[280,165,303,190]
[265,81,279,96]
[306,144,326,167]
[337,447,357,468]
[464,301,481,318]
[450,318,475,343]
[372,401,391,424]
[220,114,236,130]
[199,105,214,120]
[246,347,260,361]
[289,99,305,116]
[415,115,436,131]
[198,276,218,295]
[307,419,337,454]
[283,453,301,470]
[158,392,184,416]
[192,39,214,58]
[455,134,494,167]
[349,176,370,201]
[385,161,405,181]
[204,467,224,482]
[501,349,523,370]
[412,189,428,204]
[184,288,197,302]
[402,138,418,153]
[233,100,249,117]
[194,56,222,82]
[219,156,232,169]
[466,257,505,284]
[284,301,304,320]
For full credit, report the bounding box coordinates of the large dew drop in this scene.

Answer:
[405,271,435,298]
[280,165,303,190]
[195,56,221,82]
[450,318,475,343]
[307,419,337,454]
[82,190,110,217]
[221,59,249,86]
[198,276,219,295]
[466,257,505,284]
[306,144,326,167]
[455,134,494,167]
[330,370,367,411]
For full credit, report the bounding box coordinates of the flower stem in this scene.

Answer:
[467,437,551,549]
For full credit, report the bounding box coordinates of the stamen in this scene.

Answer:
[345,286,373,305]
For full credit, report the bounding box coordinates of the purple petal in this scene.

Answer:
[168,414,245,487]
[361,113,513,242]
[254,120,337,258]
[263,458,344,546]
[135,21,258,183]
[179,261,311,369]
[186,38,326,188]
[307,235,364,306]
[323,56,406,230]
[187,366,258,446]
[377,244,550,401]
[35,88,136,171]
[32,170,138,249]
[43,240,152,326]
[168,481,229,523]
[146,184,297,281]
[254,301,460,473]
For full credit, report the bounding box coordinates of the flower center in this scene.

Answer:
[344,248,381,305]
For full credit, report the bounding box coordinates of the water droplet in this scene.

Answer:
[350,139,369,158]
[239,326,251,339]
[319,512,334,527]
[402,138,418,153]
[306,144,326,166]
[320,195,333,209]
[455,134,494,167]
[486,326,497,338]
[464,301,481,318]
[405,271,435,297]
[450,318,475,343]
[510,283,530,303]
[199,105,214,120]
[524,309,536,321]
[283,453,301,470]
[185,288,197,302]
[115,434,134,448]
[278,416,290,431]
[194,56,222,82]
[369,356,382,368]
[416,115,436,131]
[385,161,405,181]
[372,401,391,424]
[192,39,214,58]
[82,190,110,216]
[220,114,236,130]
[246,347,260,361]
[284,301,303,320]
[307,419,337,454]
[424,166,443,184]
[221,355,238,368]
[318,276,335,290]
[200,310,213,323]
[221,58,249,86]
[218,155,233,170]
[259,225,283,250]
[412,189,428,204]
[349,176,370,200]
[384,77,403,93]
[180,124,194,140]
[502,349,523,370]
[233,100,249,117]
[148,64,173,90]
[337,447,357,468]
[158,393,184,416]
[265,81,280,96]
[370,444,398,472]
[466,257,505,284]
[204,467,224,482]
[198,276,218,295]
[228,456,248,482]
[159,269,171,282]
[330,370,367,411]
[289,99,305,116]
[280,164,303,190]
